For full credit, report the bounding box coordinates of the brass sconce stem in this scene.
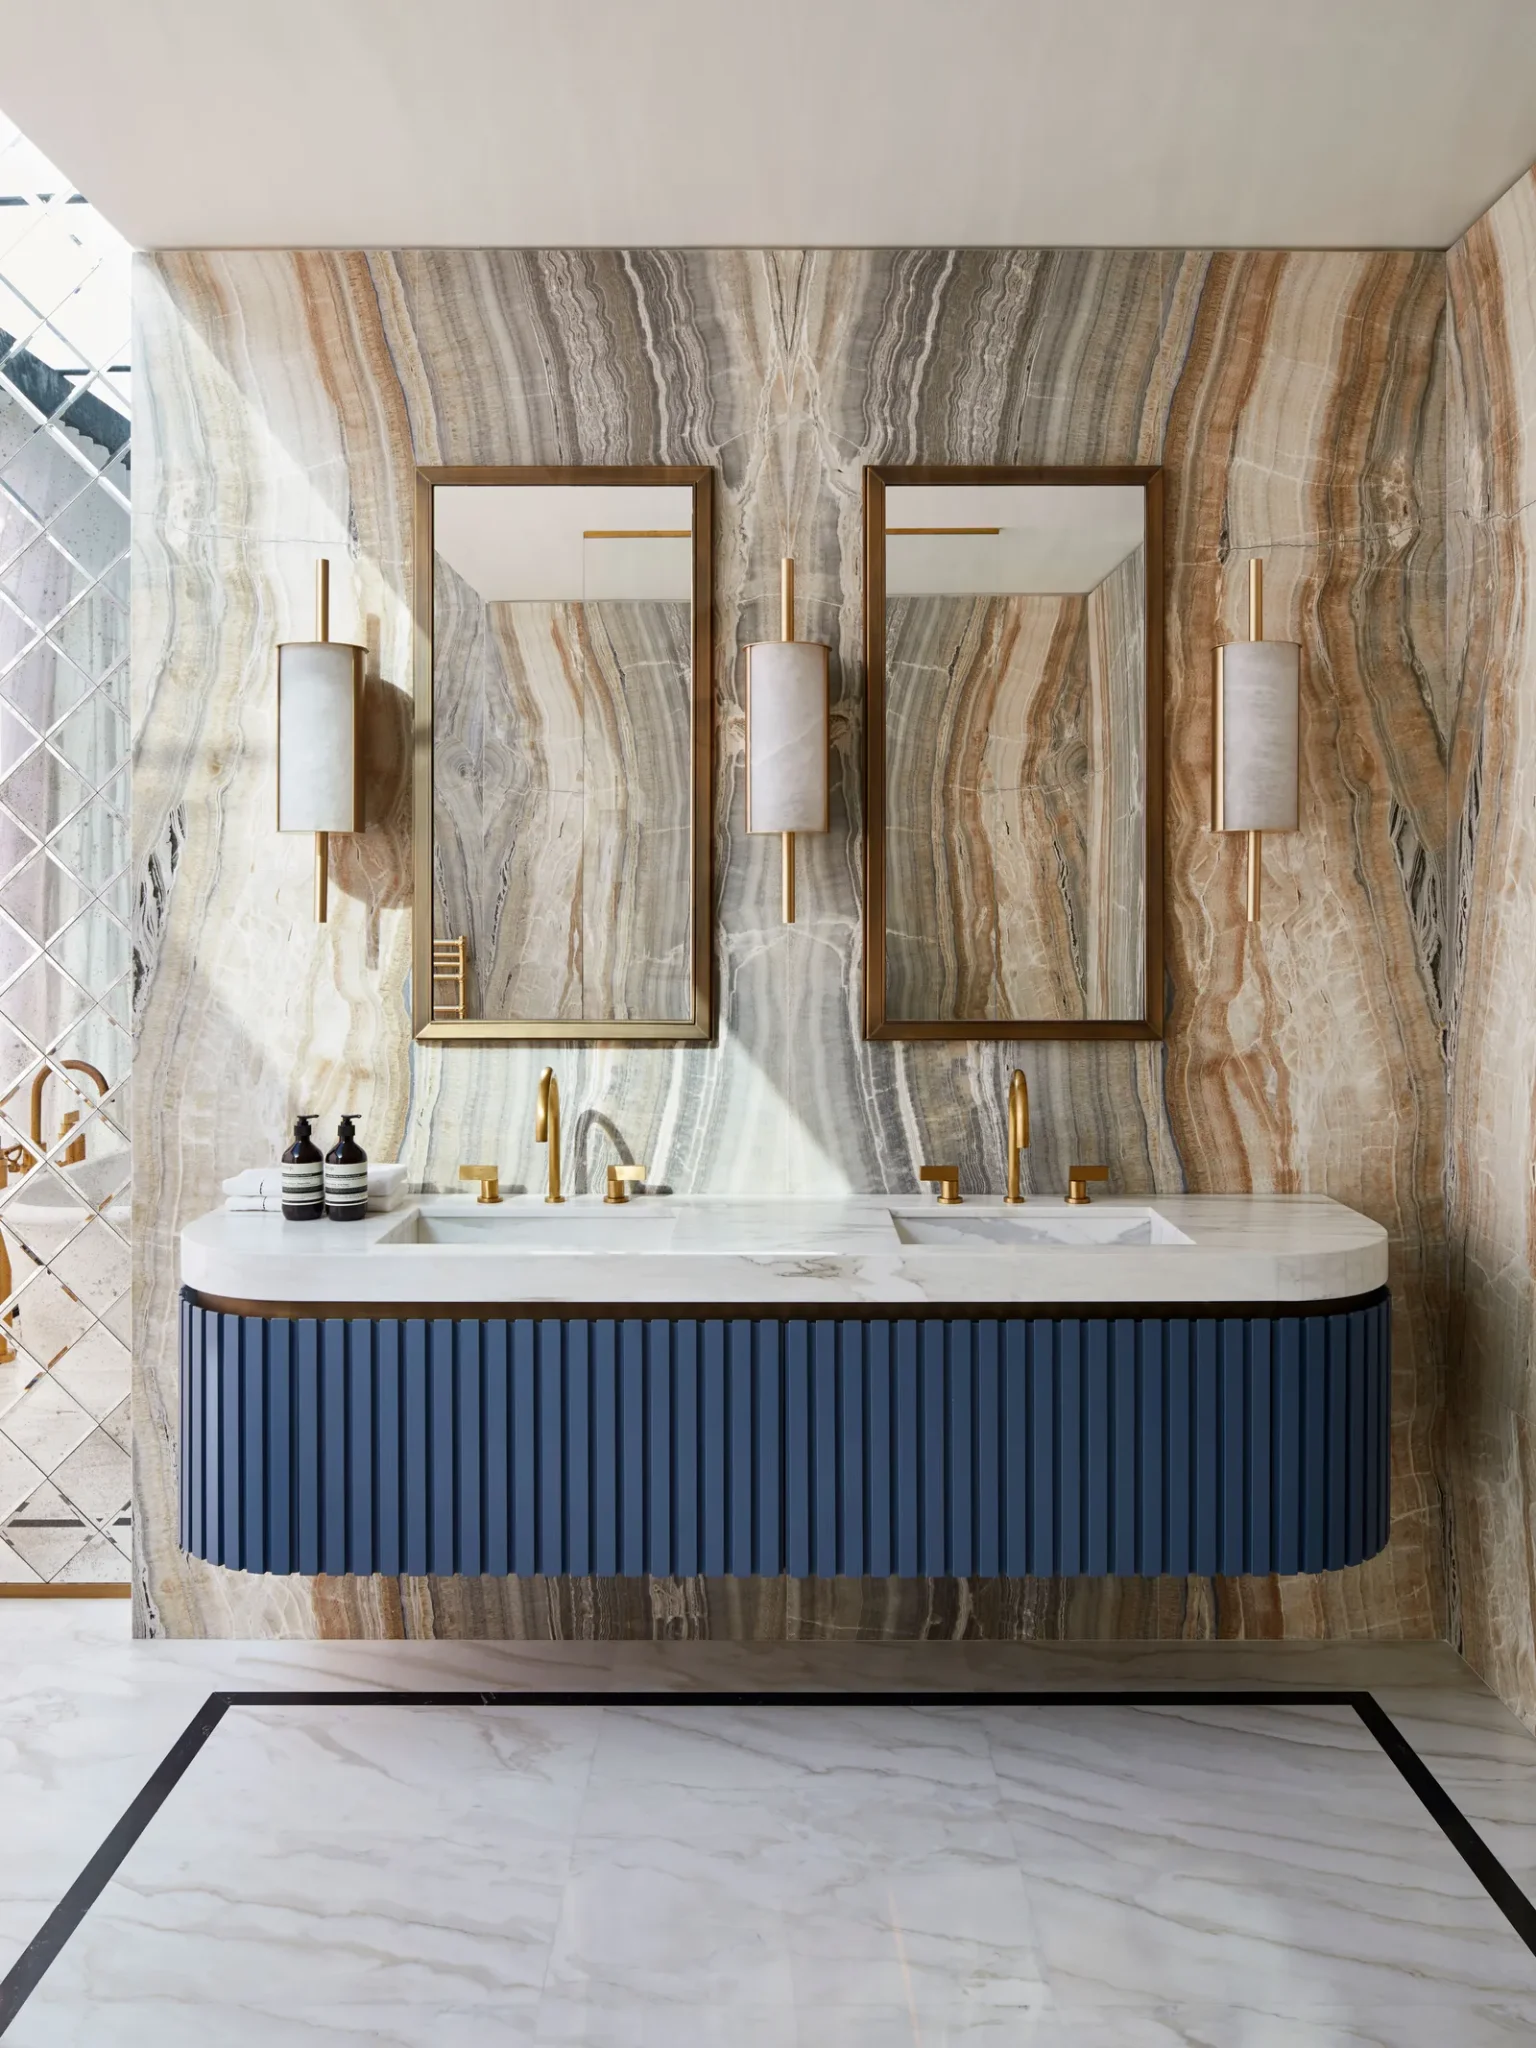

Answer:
[314,831,329,925]
[781,556,795,924]
[1246,559,1263,925]
[315,559,331,924]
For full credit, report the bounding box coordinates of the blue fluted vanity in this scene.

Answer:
[179,1195,1390,1580]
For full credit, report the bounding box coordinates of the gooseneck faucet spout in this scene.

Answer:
[1004,1067,1029,1205]
[535,1067,565,1205]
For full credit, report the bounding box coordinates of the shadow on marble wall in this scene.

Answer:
[1446,163,1536,1731]
[133,245,1446,1643]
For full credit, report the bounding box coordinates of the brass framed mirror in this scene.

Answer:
[412,464,714,1042]
[863,464,1164,1041]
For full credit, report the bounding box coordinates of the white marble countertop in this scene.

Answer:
[180,1194,1388,1309]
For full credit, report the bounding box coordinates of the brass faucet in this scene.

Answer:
[919,1164,962,1205]
[1004,1068,1029,1205]
[604,1163,648,1205]
[32,1060,108,1163]
[535,1067,565,1204]
[1067,1165,1109,1206]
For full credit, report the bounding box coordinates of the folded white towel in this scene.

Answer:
[223,1163,408,1200]
[224,1188,407,1214]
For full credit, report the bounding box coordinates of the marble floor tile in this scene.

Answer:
[6,1619,1536,2044]
[1372,1681,1536,1897]
[7,1703,605,2048]
[980,1700,1535,2015]
[6,1683,1536,2045]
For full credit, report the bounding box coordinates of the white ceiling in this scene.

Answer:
[885,485,1145,594]
[4,1,1535,251]
[433,485,694,601]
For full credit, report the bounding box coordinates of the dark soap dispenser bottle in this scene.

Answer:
[281,1114,324,1222]
[325,1113,368,1223]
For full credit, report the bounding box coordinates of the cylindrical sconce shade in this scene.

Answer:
[1213,639,1300,833]
[276,640,364,833]
[744,640,830,834]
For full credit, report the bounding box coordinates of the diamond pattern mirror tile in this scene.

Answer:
[0,117,130,1585]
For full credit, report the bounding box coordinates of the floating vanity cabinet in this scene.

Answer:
[179,1195,1392,1580]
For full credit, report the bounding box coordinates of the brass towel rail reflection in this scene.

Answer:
[432,936,470,1021]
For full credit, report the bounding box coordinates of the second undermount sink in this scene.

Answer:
[891,1206,1193,1249]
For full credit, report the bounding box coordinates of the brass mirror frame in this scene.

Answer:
[412,463,715,1043]
[863,463,1164,1042]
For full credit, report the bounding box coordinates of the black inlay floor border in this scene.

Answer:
[4,1686,1533,2033]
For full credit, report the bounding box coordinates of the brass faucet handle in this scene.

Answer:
[1066,1165,1109,1206]
[458,1164,502,1205]
[603,1163,649,1205]
[919,1164,963,1206]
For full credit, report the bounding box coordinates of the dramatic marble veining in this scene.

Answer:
[432,563,692,1021]
[132,247,1446,1640]
[885,545,1144,1020]
[1446,164,1536,1732]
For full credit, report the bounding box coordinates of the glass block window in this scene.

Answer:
[0,116,130,1584]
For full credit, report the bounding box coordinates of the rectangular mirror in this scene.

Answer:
[863,465,1163,1040]
[412,465,713,1041]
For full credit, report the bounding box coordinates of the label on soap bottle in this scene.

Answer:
[323,1160,368,1217]
[282,1160,323,1210]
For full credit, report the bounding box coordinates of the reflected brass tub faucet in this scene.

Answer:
[1004,1068,1029,1204]
[535,1067,565,1204]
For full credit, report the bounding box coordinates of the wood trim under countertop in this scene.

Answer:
[186,1285,1389,1324]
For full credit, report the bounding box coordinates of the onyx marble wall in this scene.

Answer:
[1446,165,1536,1727]
[885,546,1144,1022]
[431,562,692,1021]
[132,246,1446,1640]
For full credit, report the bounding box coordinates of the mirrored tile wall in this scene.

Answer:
[0,118,130,1585]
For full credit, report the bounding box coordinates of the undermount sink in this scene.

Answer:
[891,1206,1193,1249]
[397,1208,679,1252]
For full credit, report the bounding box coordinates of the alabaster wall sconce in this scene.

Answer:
[276,559,364,923]
[1213,557,1300,921]
[744,557,829,923]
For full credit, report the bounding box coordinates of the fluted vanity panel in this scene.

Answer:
[181,1294,1390,1582]
[135,245,1445,1641]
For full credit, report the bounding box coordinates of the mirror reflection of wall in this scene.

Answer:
[426,480,703,1031]
[869,473,1161,1038]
